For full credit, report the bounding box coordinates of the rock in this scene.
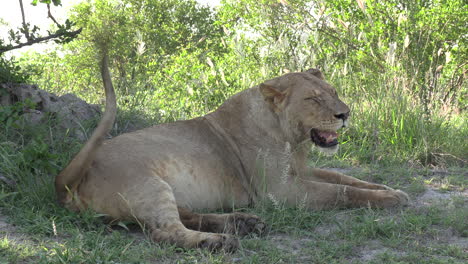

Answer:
[22,109,45,125]
[1,83,101,141]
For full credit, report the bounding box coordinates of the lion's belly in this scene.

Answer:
[81,155,249,213]
[77,124,250,216]
[163,159,249,210]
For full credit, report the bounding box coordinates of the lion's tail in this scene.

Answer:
[55,53,117,206]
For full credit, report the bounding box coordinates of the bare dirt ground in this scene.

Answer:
[262,186,468,263]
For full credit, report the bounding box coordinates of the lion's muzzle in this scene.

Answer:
[310,129,339,148]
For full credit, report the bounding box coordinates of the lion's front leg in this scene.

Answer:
[308,168,394,190]
[281,180,409,209]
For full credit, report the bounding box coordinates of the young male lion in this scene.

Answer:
[56,55,409,251]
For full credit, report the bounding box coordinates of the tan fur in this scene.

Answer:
[56,66,409,251]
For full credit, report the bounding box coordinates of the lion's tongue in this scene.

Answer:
[318,131,338,143]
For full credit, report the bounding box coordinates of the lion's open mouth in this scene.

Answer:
[310,129,339,148]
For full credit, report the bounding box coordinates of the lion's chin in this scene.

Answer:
[316,144,339,156]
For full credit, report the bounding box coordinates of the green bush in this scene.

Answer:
[0,56,29,83]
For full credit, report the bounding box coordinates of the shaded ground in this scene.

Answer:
[1,169,467,263]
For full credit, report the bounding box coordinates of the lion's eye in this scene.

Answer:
[305,97,320,103]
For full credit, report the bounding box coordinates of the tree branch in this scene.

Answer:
[47,4,61,27]
[18,0,31,41]
[0,28,82,54]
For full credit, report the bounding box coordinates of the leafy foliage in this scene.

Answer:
[0,0,81,82]
[1,0,81,53]
[0,56,30,83]
[12,0,468,165]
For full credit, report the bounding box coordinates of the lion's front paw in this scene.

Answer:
[226,213,267,236]
[379,189,410,208]
[199,234,239,252]
[393,189,410,205]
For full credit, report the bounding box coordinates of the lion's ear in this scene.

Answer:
[306,68,325,80]
[259,83,287,112]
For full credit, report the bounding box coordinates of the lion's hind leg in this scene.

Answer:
[178,207,266,236]
[123,177,238,251]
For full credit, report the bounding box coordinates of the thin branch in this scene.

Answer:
[0,28,82,54]
[18,0,31,41]
[47,4,61,27]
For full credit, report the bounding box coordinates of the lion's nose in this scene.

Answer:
[334,111,350,121]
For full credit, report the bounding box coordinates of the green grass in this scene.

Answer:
[330,72,467,168]
[1,185,467,263]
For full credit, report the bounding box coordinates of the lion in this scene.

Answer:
[55,54,409,251]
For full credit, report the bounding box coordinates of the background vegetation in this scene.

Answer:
[10,0,467,166]
[0,0,466,263]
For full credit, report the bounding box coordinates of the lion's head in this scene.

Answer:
[259,69,350,154]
